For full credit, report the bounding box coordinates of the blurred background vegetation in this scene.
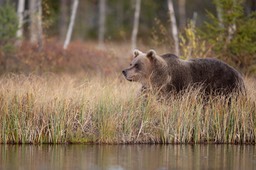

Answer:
[0,0,255,76]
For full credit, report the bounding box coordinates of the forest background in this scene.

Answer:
[0,0,255,76]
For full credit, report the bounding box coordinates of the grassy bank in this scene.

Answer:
[0,74,255,144]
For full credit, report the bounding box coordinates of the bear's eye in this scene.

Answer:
[134,63,140,69]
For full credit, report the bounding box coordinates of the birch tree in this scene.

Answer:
[16,0,25,40]
[60,0,68,41]
[131,0,141,50]
[37,0,43,49]
[29,0,43,50]
[178,0,186,29]
[98,0,106,48]
[216,5,224,28]
[227,0,237,42]
[167,0,180,56]
[63,0,79,49]
[30,0,37,43]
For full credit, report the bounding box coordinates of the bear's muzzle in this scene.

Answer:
[122,70,127,77]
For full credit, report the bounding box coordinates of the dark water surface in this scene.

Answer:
[1,144,256,170]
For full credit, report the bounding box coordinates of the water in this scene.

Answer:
[1,144,256,170]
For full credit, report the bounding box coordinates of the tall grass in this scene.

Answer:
[0,74,255,144]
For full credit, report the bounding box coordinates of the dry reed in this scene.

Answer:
[0,74,255,144]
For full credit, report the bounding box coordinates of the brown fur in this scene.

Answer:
[122,49,246,97]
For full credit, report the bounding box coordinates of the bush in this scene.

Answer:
[200,0,256,75]
[0,2,18,52]
[179,21,209,59]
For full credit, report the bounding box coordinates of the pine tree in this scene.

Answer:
[201,0,256,74]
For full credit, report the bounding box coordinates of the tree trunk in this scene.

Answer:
[131,0,141,50]
[37,0,43,50]
[29,0,37,43]
[178,0,186,29]
[216,5,224,28]
[227,0,237,43]
[16,0,25,39]
[167,0,180,56]
[29,0,43,50]
[60,0,69,41]
[98,0,106,48]
[227,24,236,43]
[63,0,79,49]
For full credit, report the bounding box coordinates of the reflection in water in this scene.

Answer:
[1,145,256,170]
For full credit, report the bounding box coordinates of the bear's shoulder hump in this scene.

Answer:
[161,53,179,60]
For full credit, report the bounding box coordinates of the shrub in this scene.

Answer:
[0,2,18,52]
[200,0,256,75]
[179,21,210,59]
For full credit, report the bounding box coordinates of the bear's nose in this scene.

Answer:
[122,70,127,77]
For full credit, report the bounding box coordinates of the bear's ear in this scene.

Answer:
[133,49,141,58]
[146,49,157,62]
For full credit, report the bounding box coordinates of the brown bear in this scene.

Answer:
[122,49,245,97]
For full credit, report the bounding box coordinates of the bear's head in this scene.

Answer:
[122,49,167,85]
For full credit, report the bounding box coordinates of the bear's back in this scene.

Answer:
[159,54,244,94]
[188,58,244,94]
[161,53,179,64]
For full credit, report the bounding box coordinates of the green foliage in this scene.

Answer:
[229,14,256,56]
[0,2,18,52]
[200,0,256,74]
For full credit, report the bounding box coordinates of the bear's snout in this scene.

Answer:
[122,70,127,77]
[122,69,133,81]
